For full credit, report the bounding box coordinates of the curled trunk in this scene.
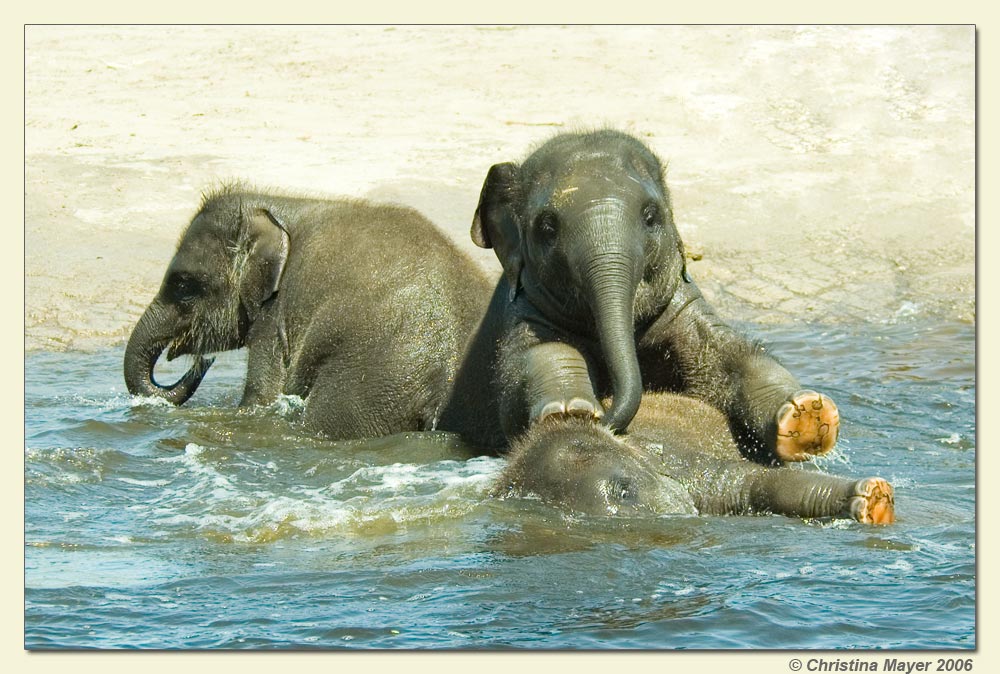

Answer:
[123,300,213,405]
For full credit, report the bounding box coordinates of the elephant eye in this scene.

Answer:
[642,203,661,228]
[167,272,204,303]
[533,210,559,244]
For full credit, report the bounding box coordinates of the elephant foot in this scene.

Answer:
[849,477,895,525]
[534,397,604,424]
[774,390,840,462]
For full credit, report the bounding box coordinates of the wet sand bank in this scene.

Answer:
[25,25,974,351]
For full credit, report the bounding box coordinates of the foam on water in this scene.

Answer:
[126,394,177,408]
[269,394,306,418]
[140,443,506,543]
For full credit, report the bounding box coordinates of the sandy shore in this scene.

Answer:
[25,25,974,352]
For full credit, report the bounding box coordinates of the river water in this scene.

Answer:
[24,318,975,649]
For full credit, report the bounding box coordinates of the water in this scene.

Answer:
[24,319,975,650]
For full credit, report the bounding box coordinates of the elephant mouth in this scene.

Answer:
[125,335,215,405]
[154,352,216,396]
[166,336,197,361]
[124,302,216,406]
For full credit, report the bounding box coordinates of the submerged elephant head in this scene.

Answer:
[124,195,290,403]
[472,130,689,431]
[494,416,697,516]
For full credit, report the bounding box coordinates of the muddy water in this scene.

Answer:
[24,318,974,649]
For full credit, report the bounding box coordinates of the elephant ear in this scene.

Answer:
[239,208,290,318]
[664,201,693,283]
[657,169,692,283]
[472,162,523,299]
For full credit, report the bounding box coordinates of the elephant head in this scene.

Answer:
[472,130,689,432]
[495,416,698,516]
[124,198,290,404]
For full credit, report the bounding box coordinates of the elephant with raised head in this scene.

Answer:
[465,129,839,465]
[124,184,493,439]
[496,392,894,524]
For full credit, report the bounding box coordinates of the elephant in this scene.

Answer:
[124,184,494,439]
[495,391,895,524]
[465,129,839,465]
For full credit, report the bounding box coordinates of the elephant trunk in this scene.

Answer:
[123,299,213,405]
[583,249,643,434]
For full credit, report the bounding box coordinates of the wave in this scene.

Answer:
[143,444,506,543]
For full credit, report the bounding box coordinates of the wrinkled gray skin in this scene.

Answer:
[497,392,886,521]
[466,129,809,463]
[125,185,493,439]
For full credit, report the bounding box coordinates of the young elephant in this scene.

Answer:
[124,184,493,439]
[470,129,839,464]
[495,392,894,524]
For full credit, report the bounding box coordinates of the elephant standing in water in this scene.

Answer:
[124,184,493,439]
[496,392,895,524]
[462,129,839,465]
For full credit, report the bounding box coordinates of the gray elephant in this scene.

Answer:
[124,184,493,439]
[465,129,839,465]
[496,392,895,524]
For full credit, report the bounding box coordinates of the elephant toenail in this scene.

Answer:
[538,401,566,420]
